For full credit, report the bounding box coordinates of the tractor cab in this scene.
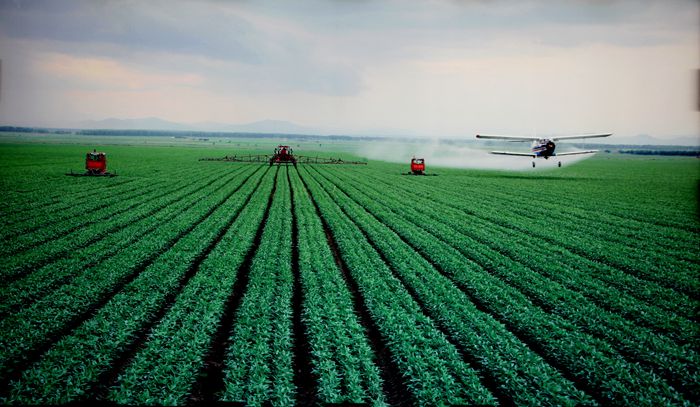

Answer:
[67,149,116,177]
[402,157,435,176]
[270,145,297,167]
[276,145,292,157]
[86,150,108,174]
[85,151,108,174]
[410,158,425,175]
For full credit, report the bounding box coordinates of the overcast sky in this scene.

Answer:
[0,0,698,139]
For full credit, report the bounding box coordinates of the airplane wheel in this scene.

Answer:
[532,162,536,168]
[558,161,561,167]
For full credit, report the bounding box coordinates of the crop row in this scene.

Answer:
[0,176,138,222]
[0,164,263,383]
[0,165,249,318]
[403,168,699,292]
[447,171,698,242]
[449,178,699,264]
[106,166,276,405]
[106,166,385,406]
[297,167,496,406]
[0,172,182,257]
[3,165,270,404]
[288,168,384,405]
[0,164,233,282]
[327,167,699,389]
[358,169,698,320]
[449,181,700,289]
[348,169,697,339]
[0,166,190,243]
[304,167,594,405]
[216,166,295,405]
[313,166,690,404]
[451,163,697,233]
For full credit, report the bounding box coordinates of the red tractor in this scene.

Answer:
[410,157,425,175]
[200,145,367,165]
[402,157,437,176]
[67,150,117,177]
[269,145,297,167]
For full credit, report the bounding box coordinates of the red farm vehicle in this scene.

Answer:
[66,150,117,177]
[200,145,367,166]
[270,145,297,167]
[402,157,437,176]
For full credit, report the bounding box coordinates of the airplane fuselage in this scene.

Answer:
[531,139,556,158]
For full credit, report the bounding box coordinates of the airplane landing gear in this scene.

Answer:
[558,161,562,167]
[532,161,536,168]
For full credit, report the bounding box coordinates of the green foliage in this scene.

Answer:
[0,141,697,406]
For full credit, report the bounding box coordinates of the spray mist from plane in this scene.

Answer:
[354,139,598,171]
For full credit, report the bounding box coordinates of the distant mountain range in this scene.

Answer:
[71,117,699,146]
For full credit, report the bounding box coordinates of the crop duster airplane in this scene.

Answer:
[475,133,612,167]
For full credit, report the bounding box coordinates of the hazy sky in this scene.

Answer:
[0,0,698,138]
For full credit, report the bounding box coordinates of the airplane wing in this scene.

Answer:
[489,151,536,157]
[555,150,599,156]
[551,133,612,141]
[476,134,538,142]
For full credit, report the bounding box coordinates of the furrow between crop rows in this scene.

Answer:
[89,166,272,402]
[0,165,248,319]
[0,164,227,284]
[328,166,700,399]
[186,166,279,405]
[359,170,698,320]
[314,166,691,405]
[287,168,317,405]
[0,166,194,244]
[307,166,599,405]
[0,175,178,257]
[216,166,295,404]
[0,165,268,404]
[290,167,388,405]
[298,166,497,406]
[347,170,699,345]
[310,171,526,405]
[0,165,262,395]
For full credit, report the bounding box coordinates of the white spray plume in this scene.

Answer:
[355,139,594,171]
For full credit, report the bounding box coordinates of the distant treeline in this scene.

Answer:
[2,126,699,153]
[618,149,700,156]
[0,126,384,142]
[0,126,72,134]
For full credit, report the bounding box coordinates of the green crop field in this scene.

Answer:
[0,139,698,406]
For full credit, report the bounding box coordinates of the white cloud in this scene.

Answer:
[0,0,697,138]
